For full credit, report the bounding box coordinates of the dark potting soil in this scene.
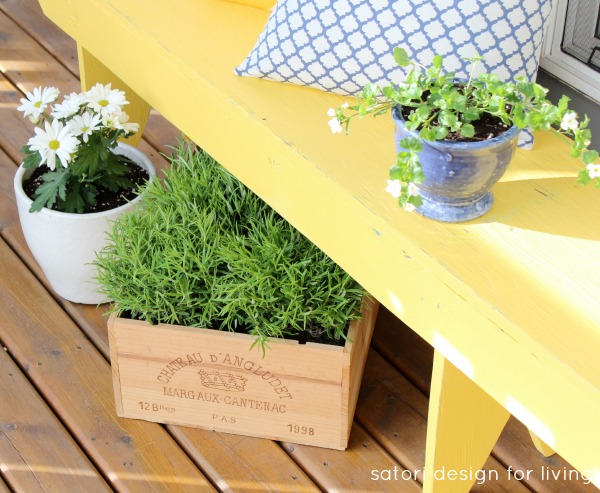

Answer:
[23,161,150,214]
[120,311,347,347]
[401,106,511,142]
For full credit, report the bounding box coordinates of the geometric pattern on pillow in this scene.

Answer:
[235,0,553,147]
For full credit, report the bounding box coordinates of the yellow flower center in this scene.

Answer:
[49,139,60,150]
[34,101,43,108]
[99,99,109,107]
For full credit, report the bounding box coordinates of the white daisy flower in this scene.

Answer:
[560,112,579,131]
[69,111,102,143]
[328,117,343,134]
[51,97,83,120]
[63,91,86,106]
[111,109,139,134]
[27,119,79,171]
[403,203,416,213]
[85,83,128,116]
[407,182,419,197]
[385,179,402,198]
[587,163,600,179]
[327,108,336,117]
[17,86,60,119]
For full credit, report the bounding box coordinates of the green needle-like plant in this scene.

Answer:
[95,141,364,354]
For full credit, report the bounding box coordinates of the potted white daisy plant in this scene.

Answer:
[14,83,156,304]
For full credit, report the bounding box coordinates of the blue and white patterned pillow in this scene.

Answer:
[236,0,553,147]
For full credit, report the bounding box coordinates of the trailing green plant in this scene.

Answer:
[95,141,364,353]
[328,47,600,211]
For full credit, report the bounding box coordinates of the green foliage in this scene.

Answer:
[29,168,70,212]
[95,142,364,353]
[332,47,600,210]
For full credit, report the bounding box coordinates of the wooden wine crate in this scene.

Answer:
[108,297,379,449]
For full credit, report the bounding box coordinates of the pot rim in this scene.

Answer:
[14,142,157,219]
[392,105,520,151]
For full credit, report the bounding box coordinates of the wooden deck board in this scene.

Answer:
[0,476,11,493]
[170,428,320,493]
[0,343,112,493]
[285,423,421,492]
[0,1,598,492]
[359,350,530,493]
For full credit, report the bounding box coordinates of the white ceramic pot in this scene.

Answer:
[14,142,156,304]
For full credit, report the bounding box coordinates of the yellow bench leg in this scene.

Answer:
[424,351,510,492]
[77,44,151,146]
[528,430,556,457]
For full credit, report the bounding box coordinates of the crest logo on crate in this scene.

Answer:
[198,369,247,392]
[155,352,294,401]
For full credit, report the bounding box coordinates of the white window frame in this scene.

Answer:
[540,0,600,103]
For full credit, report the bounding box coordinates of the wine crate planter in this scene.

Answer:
[108,296,378,449]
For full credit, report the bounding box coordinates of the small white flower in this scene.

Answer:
[27,119,79,171]
[69,111,102,143]
[327,108,336,117]
[51,97,83,119]
[101,107,138,133]
[560,112,579,131]
[85,83,128,116]
[101,111,117,129]
[63,91,86,106]
[17,86,60,119]
[341,102,349,109]
[407,182,419,197]
[113,109,139,134]
[584,140,591,147]
[328,117,343,134]
[385,179,402,199]
[587,163,600,179]
[403,203,416,213]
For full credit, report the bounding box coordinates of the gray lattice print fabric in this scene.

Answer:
[236,0,553,147]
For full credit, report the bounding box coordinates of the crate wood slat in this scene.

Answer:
[109,297,378,449]
[0,345,112,493]
[0,239,215,493]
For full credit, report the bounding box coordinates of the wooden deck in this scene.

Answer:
[0,1,597,491]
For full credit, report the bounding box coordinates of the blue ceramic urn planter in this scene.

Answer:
[392,106,520,222]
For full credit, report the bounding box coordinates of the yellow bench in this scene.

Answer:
[38,0,600,490]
